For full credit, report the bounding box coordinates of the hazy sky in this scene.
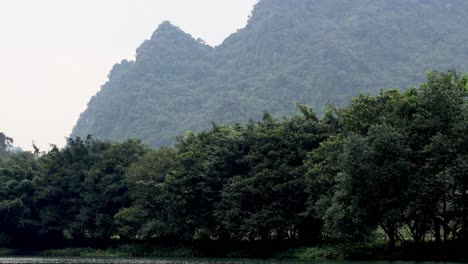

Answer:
[0,0,257,151]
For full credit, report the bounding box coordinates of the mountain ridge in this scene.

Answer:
[72,0,468,147]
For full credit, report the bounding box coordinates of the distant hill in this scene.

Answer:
[72,0,468,147]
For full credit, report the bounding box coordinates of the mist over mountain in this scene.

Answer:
[72,0,468,147]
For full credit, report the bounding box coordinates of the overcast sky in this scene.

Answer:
[0,0,257,151]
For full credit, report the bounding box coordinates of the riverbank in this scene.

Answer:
[285,241,468,262]
[1,241,468,261]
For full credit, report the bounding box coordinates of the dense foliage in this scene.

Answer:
[72,0,468,147]
[0,133,13,157]
[1,71,467,253]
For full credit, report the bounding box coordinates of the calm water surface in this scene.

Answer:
[0,259,460,264]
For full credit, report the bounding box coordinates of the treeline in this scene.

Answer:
[0,133,13,157]
[0,71,467,250]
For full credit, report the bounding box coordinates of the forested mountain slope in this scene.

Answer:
[72,0,468,146]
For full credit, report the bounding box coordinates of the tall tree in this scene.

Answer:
[0,152,40,247]
[33,137,110,244]
[0,133,13,157]
[77,139,147,241]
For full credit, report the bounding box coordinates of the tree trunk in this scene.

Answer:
[443,223,449,242]
[462,183,468,240]
[382,223,396,251]
[388,228,396,251]
[442,193,449,242]
[434,220,442,244]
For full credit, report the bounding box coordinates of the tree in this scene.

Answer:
[33,137,111,244]
[0,152,40,248]
[116,147,176,239]
[304,135,345,240]
[77,139,148,241]
[164,124,247,240]
[0,133,13,157]
[335,125,413,249]
[217,111,327,241]
[408,70,468,242]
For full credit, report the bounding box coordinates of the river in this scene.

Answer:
[0,258,461,264]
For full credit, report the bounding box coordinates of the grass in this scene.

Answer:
[279,245,345,260]
[3,239,468,261]
[39,244,198,258]
[41,248,128,257]
[278,241,389,260]
[0,248,19,256]
[282,240,468,262]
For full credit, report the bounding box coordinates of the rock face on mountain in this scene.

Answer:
[72,0,468,147]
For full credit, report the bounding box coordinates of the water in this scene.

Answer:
[0,259,317,264]
[0,259,318,264]
[0,259,460,264]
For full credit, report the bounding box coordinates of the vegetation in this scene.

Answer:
[1,70,468,260]
[72,0,468,147]
[0,133,13,157]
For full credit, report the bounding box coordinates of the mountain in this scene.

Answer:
[72,0,468,147]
